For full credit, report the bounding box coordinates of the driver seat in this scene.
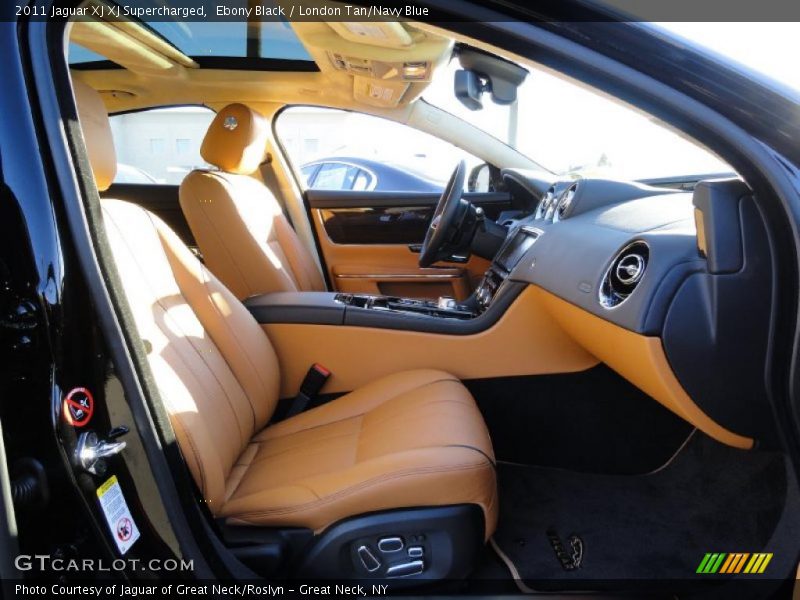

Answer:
[180,103,326,300]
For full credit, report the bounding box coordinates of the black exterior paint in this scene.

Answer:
[0,8,213,585]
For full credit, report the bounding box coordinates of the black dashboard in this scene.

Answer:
[494,173,697,333]
[486,169,777,444]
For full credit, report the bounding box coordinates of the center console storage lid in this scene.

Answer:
[243,292,345,325]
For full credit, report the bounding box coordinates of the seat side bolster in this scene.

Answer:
[153,212,282,428]
[273,216,327,292]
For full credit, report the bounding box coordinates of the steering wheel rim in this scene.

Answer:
[418,160,467,267]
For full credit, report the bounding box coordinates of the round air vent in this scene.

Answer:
[599,241,649,308]
[554,183,577,222]
[536,187,555,220]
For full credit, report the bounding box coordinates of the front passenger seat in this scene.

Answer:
[180,103,326,300]
[74,79,497,580]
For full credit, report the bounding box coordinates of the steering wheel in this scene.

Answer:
[418,160,467,267]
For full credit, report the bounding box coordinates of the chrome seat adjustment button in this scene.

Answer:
[407,546,424,558]
[386,560,424,578]
[356,545,381,572]
[377,536,404,553]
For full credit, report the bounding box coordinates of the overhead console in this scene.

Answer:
[290,21,452,108]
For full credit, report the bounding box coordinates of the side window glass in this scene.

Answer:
[353,169,372,191]
[275,106,482,192]
[108,107,216,185]
[314,163,358,190]
[300,164,319,185]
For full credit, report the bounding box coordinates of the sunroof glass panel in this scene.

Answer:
[68,0,313,65]
[147,21,311,61]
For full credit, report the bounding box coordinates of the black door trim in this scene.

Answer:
[306,190,512,209]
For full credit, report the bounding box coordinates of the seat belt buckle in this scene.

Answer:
[286,364,331,419]
[299,363,331,400]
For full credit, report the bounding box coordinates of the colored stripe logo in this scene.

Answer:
[696,553,773,574]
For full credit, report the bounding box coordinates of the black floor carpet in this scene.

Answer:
[493,433,788,593]
[467,366,694,474]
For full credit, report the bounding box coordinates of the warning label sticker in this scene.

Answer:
[97,475,140,555]
[63,387,94,427]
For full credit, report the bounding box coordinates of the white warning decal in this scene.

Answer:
[97,475,140,555]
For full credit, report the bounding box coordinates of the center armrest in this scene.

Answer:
[243,292,345,325]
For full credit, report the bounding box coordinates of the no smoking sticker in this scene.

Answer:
[116,517,133,542]
[62,387,94,427]
[97,475,140,555]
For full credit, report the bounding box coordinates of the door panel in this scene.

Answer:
[319,206,431,245]
[307,190,508,300]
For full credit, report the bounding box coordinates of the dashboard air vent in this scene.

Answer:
[554,183,578,222]
[536,186,555,220]
[599,241,649,308]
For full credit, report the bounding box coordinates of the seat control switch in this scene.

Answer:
[407,546,424,558]
[356,545,381,572]
[377,536,404,553]
[386,560,424,578]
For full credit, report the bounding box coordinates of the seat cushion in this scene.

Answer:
[220,370,498,539]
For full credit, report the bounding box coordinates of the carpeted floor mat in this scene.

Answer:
[492,432,788,592]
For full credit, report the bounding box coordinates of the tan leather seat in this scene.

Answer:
[179,103,326,300]
[73,79,498,540]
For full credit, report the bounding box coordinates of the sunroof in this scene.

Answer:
[147,21,313,62]
[68,0,315,68]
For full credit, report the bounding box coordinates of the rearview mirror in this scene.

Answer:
[454,70,485,111]
[454,46,529,111]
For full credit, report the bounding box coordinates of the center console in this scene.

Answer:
[243,225,542,335]
[474,225,542,310]
[333,293,475,320]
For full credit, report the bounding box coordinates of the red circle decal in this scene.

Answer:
[63,387,94,427]
[116,517,132,542]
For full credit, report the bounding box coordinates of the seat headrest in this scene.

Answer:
[200,104,269,175]
[73,78,117,192]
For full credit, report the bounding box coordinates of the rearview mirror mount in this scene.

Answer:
[454,45,529,111]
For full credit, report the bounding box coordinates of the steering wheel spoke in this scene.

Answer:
[418,160,468,267]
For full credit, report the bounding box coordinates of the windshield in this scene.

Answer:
[424,60,732,180]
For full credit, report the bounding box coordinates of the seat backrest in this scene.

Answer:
[180,104,325,300]
[73,78,280,512]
